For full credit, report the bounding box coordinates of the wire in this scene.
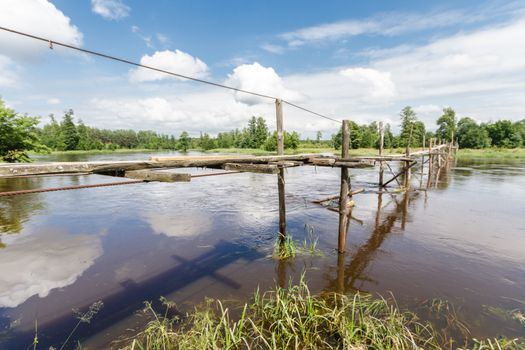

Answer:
[0,26,342,125]
[282,100,342,123]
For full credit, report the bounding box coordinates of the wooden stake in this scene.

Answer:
[338,120,351,253]
[378,121,384,186]
[276,99,286,239]
[426,138,433,188]
[276,99,284,156]
[404,141,411,188]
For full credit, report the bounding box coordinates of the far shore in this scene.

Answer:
[25,147,525,159]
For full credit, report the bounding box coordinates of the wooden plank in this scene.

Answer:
[310,157,336,166]
[223,163,279,174]
[0,154,317,178]
[125,169,191,182]
[268,161,303,167]
[333,161,374,168]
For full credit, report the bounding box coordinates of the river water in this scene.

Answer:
[0,152,524,348]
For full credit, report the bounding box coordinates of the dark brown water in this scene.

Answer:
[1,153,524,349]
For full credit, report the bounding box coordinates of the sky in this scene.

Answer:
[0,0,524,138]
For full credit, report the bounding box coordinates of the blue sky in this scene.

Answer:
[1,0,524,137]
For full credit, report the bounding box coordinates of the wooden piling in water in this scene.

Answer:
[404,143,411,189]
[427,138,433,188]
[338,120,351,253]
[275,99,286,240]
[378,122,385,186]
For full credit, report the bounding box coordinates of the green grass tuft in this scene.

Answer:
[116,278,524,350]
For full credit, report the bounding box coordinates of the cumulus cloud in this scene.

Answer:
[339,68,396,102]
[0,0,83,60]
[130,50,209,82]
[369,18,525,99]
[88,91,266,133]
[0,231,102,308]
[225,62,302,105]
[91,0,130,20]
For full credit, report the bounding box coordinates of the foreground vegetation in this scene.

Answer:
[115,278,523,350]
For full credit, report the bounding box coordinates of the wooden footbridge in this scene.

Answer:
[0,104,457,253]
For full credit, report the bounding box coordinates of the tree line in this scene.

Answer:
[1,98,524,163]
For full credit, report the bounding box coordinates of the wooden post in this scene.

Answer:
[420,133,425,187]
[426,138,433,188]
[276,99,284,156]
[378,121,384,186]
[338,120,350,253]
[404,142,411,188]
[275,99,286,239]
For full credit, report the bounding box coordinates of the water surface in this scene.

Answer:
[1,153,524,348]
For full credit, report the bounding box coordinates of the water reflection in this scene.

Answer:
[143,211,213,238]
[0,177,46,235]
[326,191,416,293]
[0,230,102,308]
[0,239,263,349]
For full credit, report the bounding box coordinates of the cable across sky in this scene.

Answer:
[0,26,343,124]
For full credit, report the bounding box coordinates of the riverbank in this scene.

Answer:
[456,148,525,159]
[30,147,525,159]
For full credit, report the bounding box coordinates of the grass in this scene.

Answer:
[27,146,525,159]
[272,227,323,260]
[29,148,161,156]
[116,277,524,350]
[456,148,525,159]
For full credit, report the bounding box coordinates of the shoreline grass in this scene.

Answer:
[25,147,525,160]
[456,148,525,159]
[115,278,524,350]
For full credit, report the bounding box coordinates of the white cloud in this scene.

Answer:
[88,91,266,134]
[279,9,474,47]
[0,55,18,87]
[369,18,525,100]
[130,50,209,82]
[339,68,396,102]
[225,62,302,105]
[261,43,285,54]
[0,0,83,60]
[46,97,61,105]
[91,0,130,20]
[0,230,102,308]
[156,33,170,45]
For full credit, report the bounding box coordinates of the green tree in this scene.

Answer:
[264,131,300,151]
[399,106,425,148]
[436,107,457,142]
[316,131,322,143]
[198,132,216,150]
[0,99,48,162]
[60,109,79,150]
[255,117,269,148]
[456,117,490,148]
[485,120,522,148]
[178,131,190,152]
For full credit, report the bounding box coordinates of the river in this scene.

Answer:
[0,152,524,348]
